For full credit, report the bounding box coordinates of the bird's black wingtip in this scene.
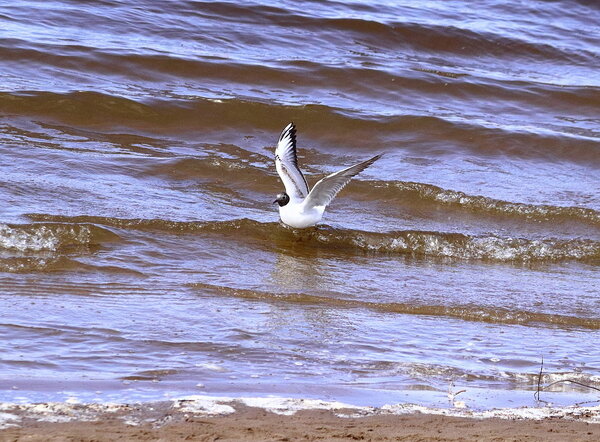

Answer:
[368,153,383,163]
[279,122,297,142]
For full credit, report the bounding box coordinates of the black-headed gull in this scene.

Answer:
[273,122,381,228]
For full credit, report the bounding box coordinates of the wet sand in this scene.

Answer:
[3,408,599,441]
[1,399,599,441]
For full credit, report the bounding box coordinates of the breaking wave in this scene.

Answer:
[26,215,600,263]
[0,223,119,252]
[360,181,600,226]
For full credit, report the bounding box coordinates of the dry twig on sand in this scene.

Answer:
[534,356,600,405]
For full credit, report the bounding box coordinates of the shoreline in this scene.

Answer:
[1,395,599,441]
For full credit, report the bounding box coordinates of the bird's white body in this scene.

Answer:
[273,123,381,228]
[278,199,325,229]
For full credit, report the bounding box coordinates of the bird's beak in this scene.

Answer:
[272,199,278,204]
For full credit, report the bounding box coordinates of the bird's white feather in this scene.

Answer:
[304,155,381,209]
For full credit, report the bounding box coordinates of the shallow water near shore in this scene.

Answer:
[0,0,599,411]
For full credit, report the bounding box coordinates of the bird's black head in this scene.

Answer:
[273,192,290,207]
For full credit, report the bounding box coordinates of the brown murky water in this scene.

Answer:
[0,0,599,408]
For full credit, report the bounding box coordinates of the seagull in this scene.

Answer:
[273,122,381,228]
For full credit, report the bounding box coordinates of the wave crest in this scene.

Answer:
[373,181,600,226]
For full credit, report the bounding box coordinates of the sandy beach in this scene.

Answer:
[1,1,599,441]
[1,397,599,441]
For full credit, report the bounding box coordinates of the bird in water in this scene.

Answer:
[273,122,381,228]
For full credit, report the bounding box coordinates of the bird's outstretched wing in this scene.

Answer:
[275,122,309,200]
[304,154,381,209]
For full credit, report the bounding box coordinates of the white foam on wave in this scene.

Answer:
[0,395,598,428]
[174,395,600,422]
[0,223,96,252]
[0,224,62,251]
[174,397,236,415]
[380,402,600,422]
[0,412,20,429]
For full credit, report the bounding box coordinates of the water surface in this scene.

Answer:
[0,0,599,409]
